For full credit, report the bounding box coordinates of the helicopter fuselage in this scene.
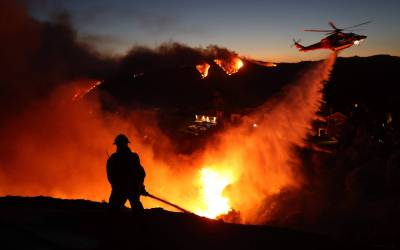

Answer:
[295,32,367,52]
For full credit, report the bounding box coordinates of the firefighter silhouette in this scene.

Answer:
[107,134,147,211]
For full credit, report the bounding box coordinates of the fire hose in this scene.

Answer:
[144,192,193,214]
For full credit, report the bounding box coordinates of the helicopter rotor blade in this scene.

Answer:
[329,21,338,30]
[341,21,371,30]
[302,21,369,35]
[344,28,365,32]
[303,29,335,32]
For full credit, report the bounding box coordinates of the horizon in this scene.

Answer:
[27,0,400,63]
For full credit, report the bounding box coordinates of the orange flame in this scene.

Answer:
[196,63,210,79]
[214,57,243,75]
[194,167,234,218]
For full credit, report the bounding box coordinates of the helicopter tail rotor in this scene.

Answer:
[291,39,305,51]
[291,38,302,47]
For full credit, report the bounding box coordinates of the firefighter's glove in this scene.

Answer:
[141,185,149,196]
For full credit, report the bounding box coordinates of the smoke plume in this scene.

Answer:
[0,1,113,115]
[0,2,242,208]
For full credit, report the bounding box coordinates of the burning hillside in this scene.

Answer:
[2,3,400,248]
[0,1,336,223]
[0,49,336,226]
[0,1,333,222]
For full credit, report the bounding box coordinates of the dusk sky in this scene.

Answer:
[28,0,400,62]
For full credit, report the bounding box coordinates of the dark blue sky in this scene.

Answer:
[29,0,400,62]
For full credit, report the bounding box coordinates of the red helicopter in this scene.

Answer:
[294,21,370,52]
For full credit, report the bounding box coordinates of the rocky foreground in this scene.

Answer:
[0,196,386,250]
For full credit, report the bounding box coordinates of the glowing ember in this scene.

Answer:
[72,80,102,101]
[196,63,210,79]
[195,167,233,219]
[214,57,243,75]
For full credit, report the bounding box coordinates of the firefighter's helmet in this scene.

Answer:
[113,134,130,145]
